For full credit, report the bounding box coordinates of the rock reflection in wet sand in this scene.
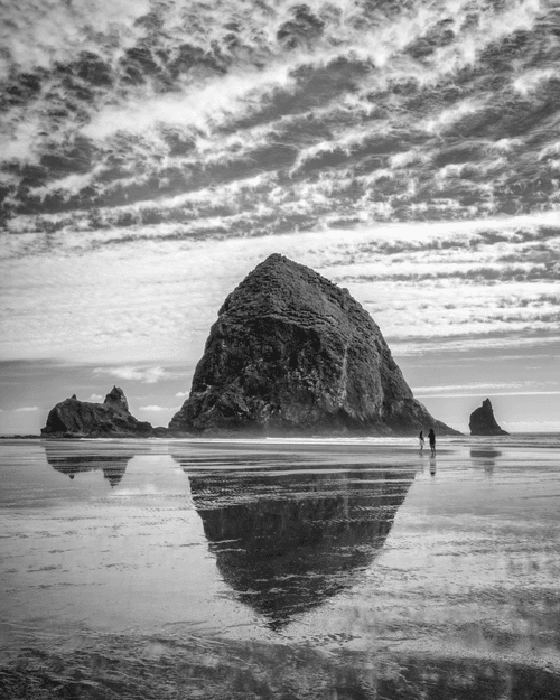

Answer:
[176,459,415,629]
[45,444,133,486]
[470,447,502,475]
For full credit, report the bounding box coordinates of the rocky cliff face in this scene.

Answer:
[170,254,460,436]
[41,386,154,438]
[102,385,130,413]
[469,399,509,436]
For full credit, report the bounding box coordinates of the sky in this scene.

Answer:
[1,0,559,434]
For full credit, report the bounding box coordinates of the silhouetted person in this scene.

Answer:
[428,428,436,456]
[419,430,424,453]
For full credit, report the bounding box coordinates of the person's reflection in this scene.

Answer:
[429,455,437,476]
[44,445,133,487]
[178,463,415,630]
[470,448,501,476]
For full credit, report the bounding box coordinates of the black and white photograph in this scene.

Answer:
[1,0,559,697]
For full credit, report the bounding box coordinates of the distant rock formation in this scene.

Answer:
[469,399,509,436]
[41,386,154,438]
[170,254,461,436]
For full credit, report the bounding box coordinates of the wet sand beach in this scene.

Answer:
[1,436,559,698]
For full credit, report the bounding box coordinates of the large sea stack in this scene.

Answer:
[469,398,509,436]
[170,254,459,436]
[41,386,154,438]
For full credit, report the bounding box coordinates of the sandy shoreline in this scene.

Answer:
[1,435,559,697]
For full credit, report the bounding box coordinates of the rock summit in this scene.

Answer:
[469,398,509,436]
[170,254,460,436]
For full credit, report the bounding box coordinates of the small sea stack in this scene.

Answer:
[170,254,460,436]
[469,399,509,436]
[41,386,154,438]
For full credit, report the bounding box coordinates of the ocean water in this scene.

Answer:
[1,435,559,699]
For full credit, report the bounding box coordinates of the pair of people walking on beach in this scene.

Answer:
[419,428,436,456]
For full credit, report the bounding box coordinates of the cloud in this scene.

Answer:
[14,406,40,412]
[82,63,296,140]
[416,391,560,399]
[512,68,556,95]
[87,394,103,402]
[392,334,560,357]
[139,405,176,412]
[413,382,527,394]
[30,173,97,203]
[0,0,149,78]
[175,391,189,397]
[93,366,169,384]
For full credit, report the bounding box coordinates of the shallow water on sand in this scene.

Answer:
[1,436,559,698]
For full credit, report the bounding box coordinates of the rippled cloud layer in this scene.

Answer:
[2,0,560,232]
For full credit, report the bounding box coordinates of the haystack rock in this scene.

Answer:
[469,399,509,436]
[170,254,460,436]
[41,386,153,438]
